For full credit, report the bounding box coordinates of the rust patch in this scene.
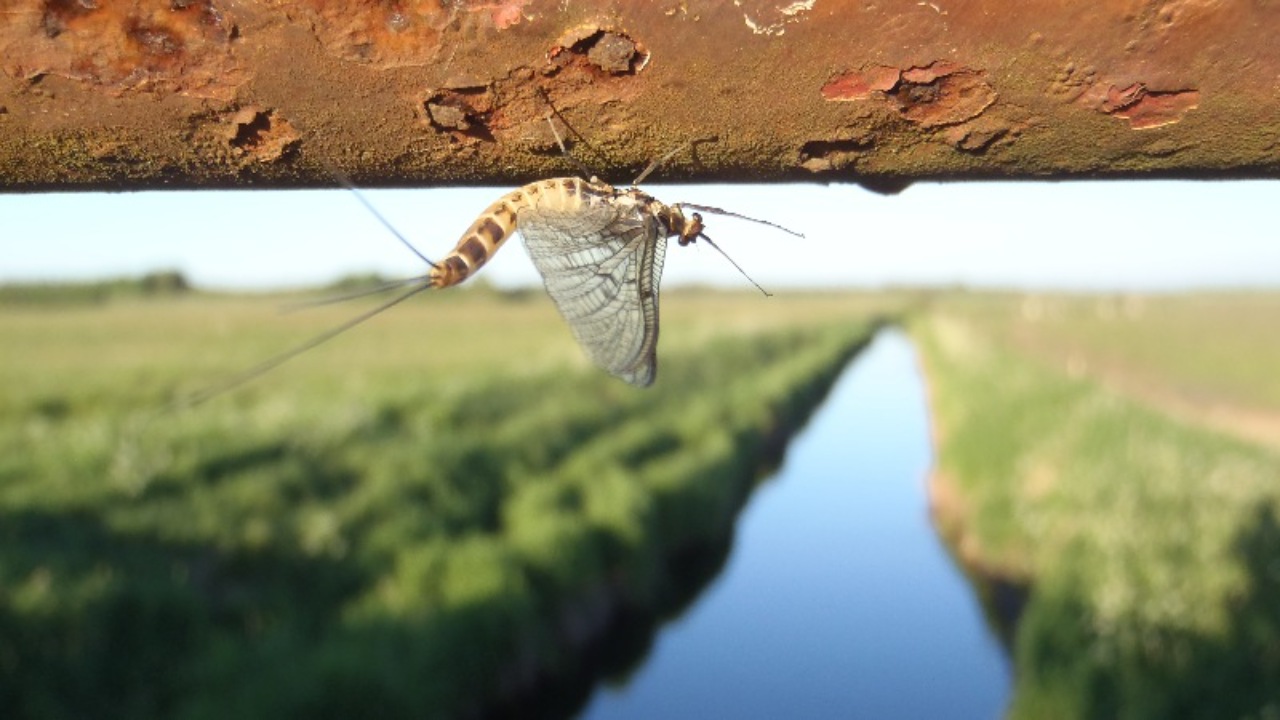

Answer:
[823,61,997,129]
[798,129,876,173]
[889,62,997,128]
[2,0,243,99]
[279,0,453,67]
[220,107,300,163]
[2,0,1275,191]
[548,26,649,76]
[1095,83,1200,129]
[533,24,648,129]
[422,85,498,143]
[413,53,647,154]
[277,1,533,67]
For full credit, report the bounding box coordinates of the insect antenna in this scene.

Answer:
[696,232,772,297]
[676,202,805,238]
[179,280,434,408]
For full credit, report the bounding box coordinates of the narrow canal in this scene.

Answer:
[577,329,1011,719]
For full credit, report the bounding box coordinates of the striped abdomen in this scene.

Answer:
[428,176,603,288]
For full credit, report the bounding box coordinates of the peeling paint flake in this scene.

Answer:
[901,61,963,84]
[823,60,998,129]
[548,26,649,76]
[1093,82,1200,129]
[491,0,531,29]
[217,107,300,163]
[941,116,1019,153]
[822,66,901,100]
[798,129,876,172]
[421,86,497,143]
[780,0,818,16]
[734,0,816,36]
[892,65,997,128]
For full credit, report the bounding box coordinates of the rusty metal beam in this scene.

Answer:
[1,0,1277,193]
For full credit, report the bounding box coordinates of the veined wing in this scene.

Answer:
[518,197,666,387]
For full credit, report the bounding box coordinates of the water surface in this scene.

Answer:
[578,329,1010,719]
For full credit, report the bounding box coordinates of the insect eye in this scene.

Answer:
[687,213,705,237]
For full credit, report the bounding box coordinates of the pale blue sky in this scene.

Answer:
[2,180,1276,291]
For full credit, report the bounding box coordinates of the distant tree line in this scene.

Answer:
[0,271,191,305]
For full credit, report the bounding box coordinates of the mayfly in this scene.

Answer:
[187,122,801,404]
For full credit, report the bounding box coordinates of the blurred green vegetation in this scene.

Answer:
[913,292,1280,719]
[0,271,191,305]
[0,286,891,720]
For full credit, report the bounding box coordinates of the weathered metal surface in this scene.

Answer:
[1,0,1277,192]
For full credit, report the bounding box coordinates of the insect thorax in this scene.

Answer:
[559,177,699,243]
[603,182,700,245]
[428,176,702,290]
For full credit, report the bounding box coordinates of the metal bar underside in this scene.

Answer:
[1,0,1277,193]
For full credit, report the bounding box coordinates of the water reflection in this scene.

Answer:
[578,330,1010,719]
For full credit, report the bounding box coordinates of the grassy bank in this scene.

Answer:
[0,288,888,719]
[913,292,1280,719]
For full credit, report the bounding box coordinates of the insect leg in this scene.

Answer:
[696,232,772,297]
[536,87,607,179]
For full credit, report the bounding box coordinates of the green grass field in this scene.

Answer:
[11,281,1277,719]
[0,286,890,720]
[913,292,1280,720]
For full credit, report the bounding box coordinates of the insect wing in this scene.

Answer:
[518,199,666,386]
